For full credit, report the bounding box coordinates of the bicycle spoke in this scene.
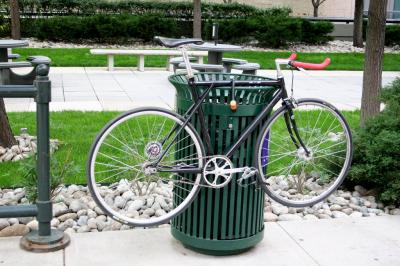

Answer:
[98,168,132,184]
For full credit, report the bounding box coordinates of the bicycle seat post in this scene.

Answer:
[179,45,194,79]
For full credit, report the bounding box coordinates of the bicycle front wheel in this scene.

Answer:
[255,99,353,207]
[87,107,205,227]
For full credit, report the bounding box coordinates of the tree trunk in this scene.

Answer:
[313,6,319,17]
[193,0,202,38]
[0,98,17,148]
[353,0,364,48]
[9,0,21,39]
[360,0,387,127]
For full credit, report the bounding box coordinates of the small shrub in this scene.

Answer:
[17,10,333,48]
[250,16,302,48]
[19,149,80,203]
[363,22,400,46]
[348,78,400,205]
[385,25,400,46]
[203,19,254,44]
[28,14,180,43]
[203,16,333,48]
[300,20,334,44]
[0,13,9,37]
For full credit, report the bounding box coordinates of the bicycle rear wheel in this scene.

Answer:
[87,107,205,227]
[255,99,353,207]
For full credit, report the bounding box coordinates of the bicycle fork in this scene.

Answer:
[283,99,311,156]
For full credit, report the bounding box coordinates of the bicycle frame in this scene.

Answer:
[155,47,312,174]
[156,75,307,174]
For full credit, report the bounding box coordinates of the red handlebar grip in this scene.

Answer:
[291,58,331,70]
[287,53,297,61]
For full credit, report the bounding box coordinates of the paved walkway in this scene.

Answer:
[4,68,399,112]
[0,216,399,266]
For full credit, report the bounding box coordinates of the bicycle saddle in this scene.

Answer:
[154,36,204,48]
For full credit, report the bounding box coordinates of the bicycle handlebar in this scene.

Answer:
[287,53,297,61]
[290,58,331,70]
[274,53,330,77]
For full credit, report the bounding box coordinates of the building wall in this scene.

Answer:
[139,0,397,19]
[202,0,355,17]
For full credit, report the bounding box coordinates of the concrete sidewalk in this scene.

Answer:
[4,67,399,112]
[1,216,399,266]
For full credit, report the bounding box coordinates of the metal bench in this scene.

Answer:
[222,58,248,73]
[178,62,224,72]
[232,62,260,75]
[90,49,207,71]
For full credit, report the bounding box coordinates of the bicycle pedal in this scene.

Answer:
[241,167,258,179]
[237,176,258,187]
[237,168,258,187]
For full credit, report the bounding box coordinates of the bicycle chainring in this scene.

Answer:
[202,156,233,188]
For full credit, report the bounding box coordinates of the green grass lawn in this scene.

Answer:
[0,112,118,188]
[13,48,400,71]
[0,110,360,188]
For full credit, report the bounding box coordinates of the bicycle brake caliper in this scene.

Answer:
[283,97,297,109]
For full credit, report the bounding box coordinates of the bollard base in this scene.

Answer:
[20,229,70,253]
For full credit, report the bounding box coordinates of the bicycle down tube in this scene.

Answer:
[157,78,285,174]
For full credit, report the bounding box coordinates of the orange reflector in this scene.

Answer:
[230,100,237,111]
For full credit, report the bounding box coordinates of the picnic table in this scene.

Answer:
[0,40,29,84]
[189,42,242,65]
[0,39,50,85]
[0,39,28,61]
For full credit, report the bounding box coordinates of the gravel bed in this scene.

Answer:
[264,185,400,222]
[0,129,59,163]
[0,182,399,237]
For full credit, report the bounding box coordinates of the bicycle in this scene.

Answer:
[87,37,353,227]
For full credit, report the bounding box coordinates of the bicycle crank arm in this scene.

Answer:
[204,167,250,176]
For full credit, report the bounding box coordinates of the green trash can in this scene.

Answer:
[168,72,278,255]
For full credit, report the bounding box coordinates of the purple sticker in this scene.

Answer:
[261,131,270,168]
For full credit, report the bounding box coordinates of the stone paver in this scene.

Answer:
[4,67,399,112]
[65,223,316,266]
[1,216,400,265]
[278,216,400,266]
[0,236,63,266]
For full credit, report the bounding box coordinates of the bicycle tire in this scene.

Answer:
[255,98,353,207]
[87,107,206,227]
